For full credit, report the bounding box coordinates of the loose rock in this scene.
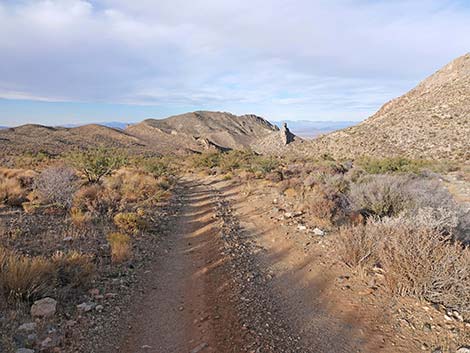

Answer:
[31,297,57,318]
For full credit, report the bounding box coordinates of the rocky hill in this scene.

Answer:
[0,111,297,162]
[127,111,282,152]
[308,53,470,161]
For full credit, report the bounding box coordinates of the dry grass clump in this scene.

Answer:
[51,251,95,289]
[0,247,94,303]
[34,165,78,208]
[70,184,109,221]
[113,212,147,235]
[0,168,37,206]
[107,232,132,263]
[0,248,55,302]
[104,168,166,206]
[336,217,470,319]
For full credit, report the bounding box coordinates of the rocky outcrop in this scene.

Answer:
[280,123,295,145]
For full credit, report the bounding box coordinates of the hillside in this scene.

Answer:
[0,111,296,163]
[127,111,281,152]
[308,53,470,161]
[0,124,143,158]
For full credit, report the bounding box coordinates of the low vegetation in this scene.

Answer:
[0,147,177,312]
[66,146,127,183]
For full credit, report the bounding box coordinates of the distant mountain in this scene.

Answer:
[60,121,135,129]
[0,111,298,161]
[272,120,358,138]
[308,53,470,161]
[127,111,292,153]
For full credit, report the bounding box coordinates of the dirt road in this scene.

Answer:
[115,177,413,353]
[119,179,244,353]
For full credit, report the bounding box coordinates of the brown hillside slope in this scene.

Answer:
[127,111,280,151]
[0,112,292,163]
[308,53,470,161]
[0,124,143,157]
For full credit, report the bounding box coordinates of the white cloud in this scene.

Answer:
[0,0,469,121]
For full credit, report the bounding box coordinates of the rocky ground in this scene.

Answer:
[3,175,469,353]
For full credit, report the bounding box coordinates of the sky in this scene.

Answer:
[0,0,469,126]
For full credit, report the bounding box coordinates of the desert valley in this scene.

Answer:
[0,51,468,353]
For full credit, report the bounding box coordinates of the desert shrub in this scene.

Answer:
[357,156,431,174]
[0,178,27,206]
[349,175,468,240]
[107,232,132,263]
[67,146,127,183]
[70,207,93,227]
[336,218,470,319]
[142,157,174,178]
[251,157,279,175]
[51,251,94,289]
[336,222,383,267]
[305,185,348,227]
[0,248,56,302]
[379,218,469,318]
[34,166,78,208]
[113,212,147,234]
[105,168,164,205]
[72,184,107,216]
[192,151,222,169]
[399,207,459,236]
[0,168,36,206]
[324,174,350,193]
[219,152,245,172]
[348,175,411,217]
[405,178,457,211]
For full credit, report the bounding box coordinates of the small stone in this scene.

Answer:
[297,225,307,231]
[77,302,95,312]
[141,345,152,349]
[452,311,464,322]
[63,236,73,242]
[313,228,325,236]
[17,323,37,332]
[444,314,453,321]
[456,347,470,353]
[31,298,57,318]
[95,305,104,312]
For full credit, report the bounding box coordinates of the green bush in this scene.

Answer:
[67,147,127,183]
[357,156,431,174]
[142,158,172,177]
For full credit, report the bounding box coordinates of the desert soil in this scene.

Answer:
[103,176,432,353]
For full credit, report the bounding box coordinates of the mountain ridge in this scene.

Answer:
[306,53,470,161]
